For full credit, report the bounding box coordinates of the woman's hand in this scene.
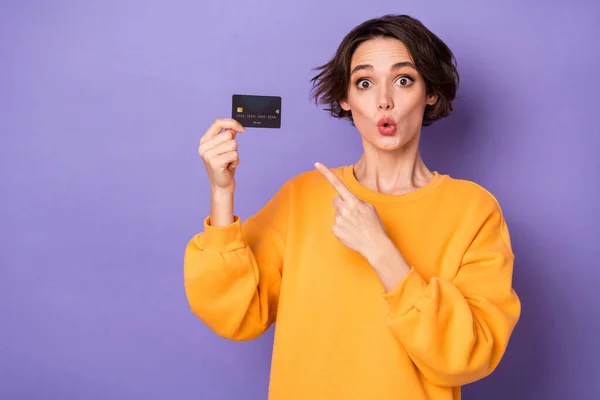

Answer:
[315,162,412,290]
[198,118,246,193]
[314,162,388,262]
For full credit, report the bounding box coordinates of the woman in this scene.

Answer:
[185,14,521,400]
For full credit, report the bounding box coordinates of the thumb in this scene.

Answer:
[228,159,239,170]
[224,128,238,139]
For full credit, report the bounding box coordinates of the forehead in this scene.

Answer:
[350,37,413,67]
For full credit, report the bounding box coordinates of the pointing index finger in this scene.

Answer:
[314,162,357,202]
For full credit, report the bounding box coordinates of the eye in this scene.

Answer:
[395,76,414,87]
[356,79,372,90]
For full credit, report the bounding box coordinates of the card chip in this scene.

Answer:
[237,107,243,113]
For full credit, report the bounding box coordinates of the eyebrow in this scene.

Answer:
[350,61,416,75]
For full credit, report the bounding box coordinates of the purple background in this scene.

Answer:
[1,1,599,399]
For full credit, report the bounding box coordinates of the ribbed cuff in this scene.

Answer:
[203,216,246,252]
[381,267,428,317]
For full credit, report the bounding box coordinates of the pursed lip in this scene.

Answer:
[377,117,396,127]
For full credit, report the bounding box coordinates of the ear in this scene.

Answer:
[340,99,351,111]
[426,93,438,106]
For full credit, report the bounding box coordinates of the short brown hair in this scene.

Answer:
[310,14,459,126]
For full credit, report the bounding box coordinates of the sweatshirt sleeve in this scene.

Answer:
[382,202,521,387]
[183,181,291,341]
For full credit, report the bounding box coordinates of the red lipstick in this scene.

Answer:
[377,117,397,135]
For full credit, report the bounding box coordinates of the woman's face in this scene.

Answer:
[341,37,437,151]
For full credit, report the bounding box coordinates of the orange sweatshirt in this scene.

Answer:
[184,165,521,400]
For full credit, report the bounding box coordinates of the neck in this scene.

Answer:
[353,135,434,196]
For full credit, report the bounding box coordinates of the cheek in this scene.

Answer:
[396,92,428,119]
[353,115,372,136]
[346,101,371,129]
[346,91,376,121]
[346,92,366,111]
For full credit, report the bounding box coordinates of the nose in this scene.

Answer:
[378,87,394,111]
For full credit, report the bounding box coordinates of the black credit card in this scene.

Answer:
[232,94,281,128]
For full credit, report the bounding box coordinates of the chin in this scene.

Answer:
[370,131,413,151]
